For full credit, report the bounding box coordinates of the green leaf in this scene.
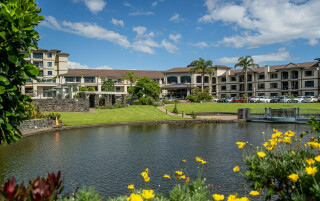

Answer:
[0,75,10,85]
[0,86,5,94]
[24,26,34,31]
[0,32,5,40]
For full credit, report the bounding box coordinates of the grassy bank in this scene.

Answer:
[164,103,320,113]
[61,105,183,126]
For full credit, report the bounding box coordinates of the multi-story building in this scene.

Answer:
[23,49,320,99]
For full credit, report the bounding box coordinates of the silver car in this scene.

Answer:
[279,96,292,103]
[293,96,305,103]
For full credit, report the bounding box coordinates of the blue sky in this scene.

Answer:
[37,0,320,70]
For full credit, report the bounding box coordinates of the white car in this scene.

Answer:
[305,96,317,103]
[293,96,305,103]
[250,96,264,103]
[260,96,272,103]
[212,98,219,102]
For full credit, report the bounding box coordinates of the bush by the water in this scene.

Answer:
[186,88,213,103]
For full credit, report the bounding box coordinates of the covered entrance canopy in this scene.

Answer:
[161,84,193,98]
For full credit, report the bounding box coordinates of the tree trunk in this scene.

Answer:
[245,68,248,103]
[209,72,212,95]
[201,72,204,92]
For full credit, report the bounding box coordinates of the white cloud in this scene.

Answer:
[68,61,113,69]
[216,49,293,65]
[96,65,112,69]
[111,18,124,27]
[129,11,154,16]
[123,1,132,7]
[169,33,181,43]
[73,0,107,13]
[42,16,179,55]
[169,13,183,23]
[190,42,209,48]
[196,26,202,31]
[152,1,158,6]
[68,61,89,69]
[199,0,320,48]
[161,39,179,54]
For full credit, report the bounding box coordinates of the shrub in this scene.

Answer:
[130,100,141,105]
[146,96,155,105]
[186,95,198,103]
[153,101,164,107]
[71,186,103,201]
[191,111,197,119]
[139,97,148,105]
[172,103,178,113]
[162,99,175,104]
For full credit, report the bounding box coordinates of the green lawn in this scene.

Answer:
[61,105,183,126]
[164,103,320,113]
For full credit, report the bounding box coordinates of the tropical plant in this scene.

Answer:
[122,71,139,87]
[129,77,160,99]
[0,0,44,145]
[188,58,214,92]
[102,80,115,92]
[234,56,259,102]
[172,103,178,113]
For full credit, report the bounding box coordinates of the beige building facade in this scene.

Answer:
[23,49,320,99]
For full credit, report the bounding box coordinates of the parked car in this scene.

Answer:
[166,97,174,102]
[293,96,305,103]
[225,98,234,103]
[217,98,226,103]
[232,97,243,103]
[260,96,272,103]
[270,96,282,103]
[250,96,263,103]
[279,96,291,103]
[305,96,317,103]
[212,97,219,102]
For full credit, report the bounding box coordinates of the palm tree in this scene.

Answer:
[122,71,139,87]
[188,58,214,92]
[235,56,259,102]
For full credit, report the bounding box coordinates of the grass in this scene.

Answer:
[164,103,320,113]
[61,105,184,126]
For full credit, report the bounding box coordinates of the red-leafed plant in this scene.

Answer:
[0,171,63,201]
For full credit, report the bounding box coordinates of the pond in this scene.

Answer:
[0,122,310,198]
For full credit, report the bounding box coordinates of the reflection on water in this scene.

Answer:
[0,122,310,198]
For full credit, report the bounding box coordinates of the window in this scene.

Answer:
[47,71,52,76]
[204,76,209,83]
[212,86,216,92]
[167,76,178,84]
[116,87,121,92]
[291,71,299,79]
[231,94,237,97]
[305,70,314,76]
[33,53,43,59]
[39,70,43,76]
[196,76,202,83]
[108,78,112,81]
[117,79,122,83]
[258,83,265,89]
[291,81,298,89]
[271,93,278,96]
[270,83,278,88]
[305,81,314,87]
[305,92,315,96]
[76,77,81,82]
[247,75,252,82]
[281,72,289,79]
[84,77,95,83]
[258,93,265,96]
[221,86,226,91]
[47,62,52,67]
[221,77,226,82]
[231,77,236,81]
[65,77,75,82]
[270,73,278,79]
[181,76,191,84]
[212,77,216,84]
[258,74,265,80]
[47,53,52,58]
[239,75,244,82]
[33,61,43,67]
[231,85,237,90]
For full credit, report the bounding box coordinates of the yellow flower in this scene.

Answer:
[127,184,134,190]
[127,193,143,201]
[233,166,240,172]
[227,194,238,201]
[185,177,190,183]
[144,176,150,182]
[291,151,295,155]
[261,131,265,135]
[141,189,155,199]
[200,159,207,164]
[212,194,225,201]
[288,174,299,182]
[236,142,246,149]
[257,152,266,158]
[239,197,249,201]
[283,137,292,144]
[180,175,186,179]
[163,174,171,179]
[175,171,183,175]
[315,155,320,162]
[249,191,259,196]
[263,142,269,148]
[305,166,317,176]
[195,157,202,162]
[141,169,150,183]
[306,158,315,165]
[182,159,186,163]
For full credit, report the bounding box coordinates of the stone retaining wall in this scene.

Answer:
[186,112,237,116]
[33,99,89,112]
[19,119,55,131]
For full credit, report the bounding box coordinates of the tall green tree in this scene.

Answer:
[122,71,139,87]
[0,0,43,145]
[188,58,214,92]
[102,80,115,92]
[235,56,259,102]
[129,77,160,99]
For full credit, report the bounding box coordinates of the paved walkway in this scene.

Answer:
[157,106,238,120]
